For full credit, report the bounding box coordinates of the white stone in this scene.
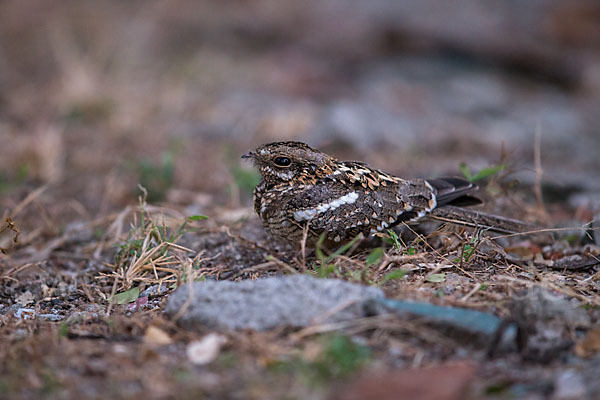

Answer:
[187,334,227,365]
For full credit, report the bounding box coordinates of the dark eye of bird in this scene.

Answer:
[274,156,291,167]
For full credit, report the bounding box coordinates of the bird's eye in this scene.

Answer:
[274,156,291,167]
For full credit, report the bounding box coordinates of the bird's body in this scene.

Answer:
[243,141,522,245]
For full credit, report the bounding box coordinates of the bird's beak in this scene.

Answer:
[241,151,255,159]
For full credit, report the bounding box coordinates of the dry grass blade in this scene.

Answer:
[0,262,36,283]
[98,192,208,297]
[290,314,456,348]
[491,275,600,306]
[491,225,598,240]
[377,253,427,272]
[533,122,549,220]
[170,259,196,322]
[8,185,48,219]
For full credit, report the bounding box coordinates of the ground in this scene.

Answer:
[1,1,600,399]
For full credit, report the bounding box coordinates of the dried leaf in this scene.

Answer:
[504,242,541,261]
[127,295,148,311]
[143,326,172,346]
[0,217,20,254]
[575,329,600,358]
[15,291,35,306]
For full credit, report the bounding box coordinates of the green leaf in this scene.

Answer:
[382,269,407,283]
[386,229,402,251]
[406,247,416,256]
[187,215,208,221]
[426,273,446,283]
[459,162,472,181]
[471,164,505,182]
[317,264,336,278]
[110,287,140,304]
[461,243,476,262]
[315,233,327,262]
[366,248,384,266]
[58,323,69,338]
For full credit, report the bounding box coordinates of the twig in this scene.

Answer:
[290,315,395,341]
[300,222,309,271]
[10,185,48,218]
[228,261,278,279]
[106,277,119,316]
[401,223,477,280]
[493,275,600,305]
[171,259,196,322]
[460,283,482,302]
[310,297,362,326]
[377,254,427,272]
[267,255,298,275]
[533,121,548,219]
[0,262,36,282]
[223,226,273,254]
[491,225,598,240]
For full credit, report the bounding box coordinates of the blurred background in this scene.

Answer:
[1,0,599,225]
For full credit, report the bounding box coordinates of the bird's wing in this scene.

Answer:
[284,176,440,241]
[425,177,481,207]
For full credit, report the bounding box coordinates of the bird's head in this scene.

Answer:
[242,141,335,184]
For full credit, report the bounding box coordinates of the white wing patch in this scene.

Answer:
[293,191,359,222]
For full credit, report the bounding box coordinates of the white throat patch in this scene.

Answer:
[275,170,294,180]
[262,165,294,181]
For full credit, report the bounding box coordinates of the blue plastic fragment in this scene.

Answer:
[377,298,502,335]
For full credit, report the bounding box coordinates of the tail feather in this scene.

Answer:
[430,205,535,234]
[424,177,537,235]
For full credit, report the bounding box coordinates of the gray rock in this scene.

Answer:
[316,100,418,149]
[510,287,591,362]
[511,287,590,327]
[164,275,384,331]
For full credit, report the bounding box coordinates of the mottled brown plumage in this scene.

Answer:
[242,141,523,245]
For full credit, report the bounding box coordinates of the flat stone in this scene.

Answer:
[510,287,591,362]
[164,275,384,331]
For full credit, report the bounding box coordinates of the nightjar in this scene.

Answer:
[243,141,522,245]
